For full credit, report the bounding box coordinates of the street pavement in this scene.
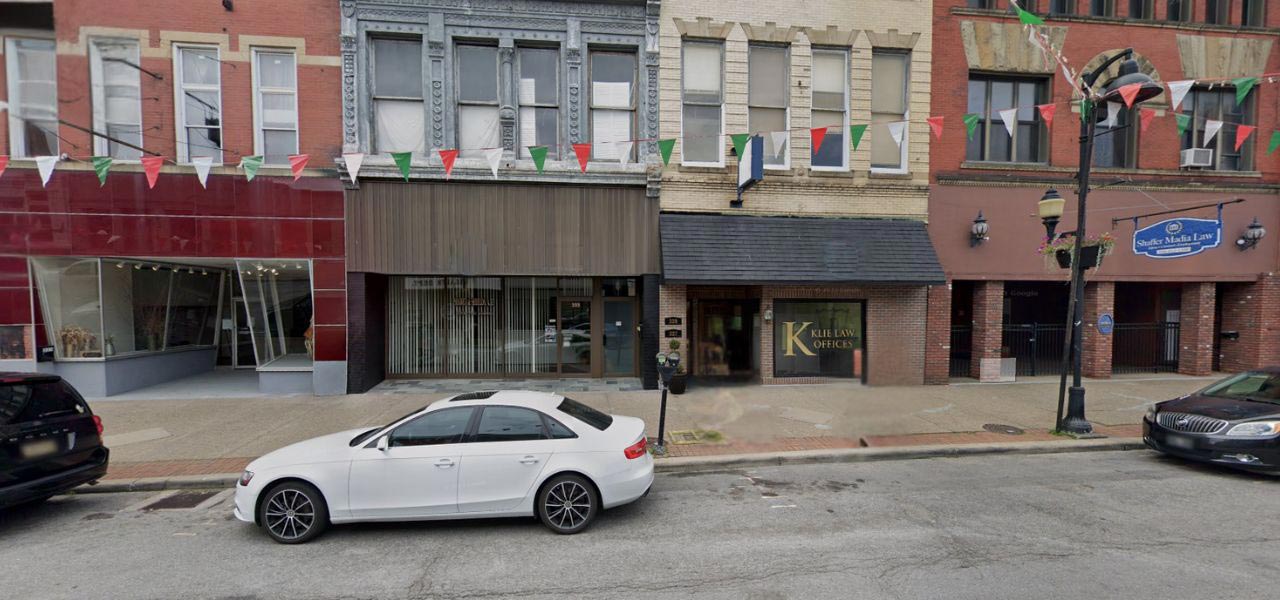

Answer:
[4,449,1278,599]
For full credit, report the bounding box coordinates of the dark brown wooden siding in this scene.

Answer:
[346,182,659,275]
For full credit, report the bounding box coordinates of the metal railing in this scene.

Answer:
[1001,323,1067,377]
[949,325,972,378]
[1112,322,1180,374]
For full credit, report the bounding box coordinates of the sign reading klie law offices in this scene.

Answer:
[773,301,864,379]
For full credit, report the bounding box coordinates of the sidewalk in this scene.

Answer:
[91,374,1211,482]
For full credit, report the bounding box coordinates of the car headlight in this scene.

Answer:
[239,470,254,486]
[1146,404,1158,421]
[1224,421,1280,437]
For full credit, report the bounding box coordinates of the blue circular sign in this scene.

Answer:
[1097,313,1114,336]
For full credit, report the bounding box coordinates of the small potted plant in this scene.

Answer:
[1039,232,1115,270]
[667,339,688,395]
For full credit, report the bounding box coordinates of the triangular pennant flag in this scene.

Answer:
[91,156,112,187]
[1167,80,1194,112]
[1016,6,1045,25]
[141,155,164,188]
[1269,131,1280,155]
[809,127,827,156]
[238,155,263,182]
[436,149,456,179]
[0,156,8,180]
[730,133,751,159]
[1139,108,1157,133]
[1117,83,1142,108]
[962,114,981,140]
[484,147,503,178]
[342,152,364,184]
[1037,104,1056,129]
[849,124,867,150]
[35,156,58,187]
[1203,120,1223,146]
[1233,77,1259,106]
[528,146,548,173]
[288,154,309,181]
[572,143,591,172]
[390,152,413,180]
[1103,102,1120,128]
[770,131,789,158]
[0,101,8,113]
[998,108,1018,137]
[192,156,213,189]
[887,121,907,148]
[926,116,944,141]
[616,141,634,166]
[1235,125,1256,152]
[1175,113,1192,136]
[657,139,675,165]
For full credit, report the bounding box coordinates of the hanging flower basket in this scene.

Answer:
[1039,233,1115,271]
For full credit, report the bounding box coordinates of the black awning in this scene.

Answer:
[660,213,945,285]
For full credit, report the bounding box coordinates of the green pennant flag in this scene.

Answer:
[730,133,751,158]
[849,124,867,151]
[91,156,112,187]
[391,152,413,181]
[1268,131,1280,155]
[1175,113,1192,136]
[240,155,263,182]
[657,139,676,165]
[528,146,548,173]
[962,114,981,141]
[1079,98,1091,124]
[1233,77,1259,106]
[1016,6,1045,26]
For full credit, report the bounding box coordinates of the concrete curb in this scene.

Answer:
[77,437,1146,494]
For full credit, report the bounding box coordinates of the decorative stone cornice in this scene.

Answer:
[801,26,859,48]
[960,20,1067,75]
[672,17,735,40]
[1177,34,1273,80]
[738,22,803,44]
[863,29,919,50]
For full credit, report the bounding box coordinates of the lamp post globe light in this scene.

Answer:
[1037,188,1065,240]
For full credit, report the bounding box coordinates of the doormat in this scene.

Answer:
[667,429,725,445]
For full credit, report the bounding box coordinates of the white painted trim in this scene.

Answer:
[88,37,144,161]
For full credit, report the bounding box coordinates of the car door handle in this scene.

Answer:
[434,459,455,468]
[519,456,540,465]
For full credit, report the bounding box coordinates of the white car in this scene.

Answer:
[233,391,653,543]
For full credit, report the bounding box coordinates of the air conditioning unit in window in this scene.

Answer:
[1180,148,1213,168]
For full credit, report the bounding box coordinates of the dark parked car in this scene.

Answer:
[1144,369,1280,474]
[1,373,109,509]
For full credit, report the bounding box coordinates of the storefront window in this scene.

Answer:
[772,300,863,379]
[167,269,222,348]
[237,260,313,369]
[0,326,32,359]
[101,264,172,354]
[31,258,104,359]
[503,277,558,375]
[447,277,502,374]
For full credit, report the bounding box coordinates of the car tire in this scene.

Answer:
[258,481,329,544]
[537,474,598,535]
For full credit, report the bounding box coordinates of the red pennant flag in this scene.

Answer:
[0,156,7,179]
[1117,83,1142,108]
[926,116,944,140]
[810,127,827,155]
[1139,108,1157,133]
[1037,104,1056,129]
[141,156,164,189]
[288,154,309,181]
[438,149,458,178]
[573,143,591,172]
[1235,125,1257,152]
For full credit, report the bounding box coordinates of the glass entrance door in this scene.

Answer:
[603,300,636,375]
[558,299,591,374]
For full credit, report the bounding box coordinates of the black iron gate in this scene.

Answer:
[1001,323,1067,377]
[949,325,972,378]
[1112,322,1180,374]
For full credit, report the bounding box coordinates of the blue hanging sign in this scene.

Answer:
[1132,212,1222,259]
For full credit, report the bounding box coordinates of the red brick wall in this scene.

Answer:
[924,282,952,384]
[1178,282,1216,375]
[1219,274,1280,371]
[970,280,1004,379]
[1082,281,1114,378]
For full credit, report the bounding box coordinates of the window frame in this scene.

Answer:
[369,36,426,155]
[810,47,850,172]
[967,0,998,8]
[680,39,726,168]
[870,50,910,174]
[747,43,790,170]
[1242,0,1266,26]
[454,42,501,158]
[250,48,300,166]
[172,43,224,165]
[1129,0,1155,19]
[516,45,562,160]
[1092,104,1140,169]
[1166,0,1193,21]
[89,37,143,161]
[587,47,639,162]
[1090,0,1116,16]
[1049,0,1077,14]
[1180,86,1255,171]
[966,74,1050,165]
[1205,0,1230,24]
[5,36,58,157]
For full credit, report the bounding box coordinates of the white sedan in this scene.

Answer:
[233,391,653,543]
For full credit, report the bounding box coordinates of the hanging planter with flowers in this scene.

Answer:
[1039,232,1115,270]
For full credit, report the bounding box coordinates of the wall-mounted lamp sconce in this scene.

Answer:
[1237,217,1265,251]
[970,211,989,247]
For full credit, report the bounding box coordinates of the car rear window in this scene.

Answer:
[557,398,613,431]
[0,381,87,426]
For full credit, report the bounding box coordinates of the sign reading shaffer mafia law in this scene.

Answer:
[1132,217,1221,259]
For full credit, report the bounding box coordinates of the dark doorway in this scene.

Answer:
[948,281,974,378]
[694,300,758,379]
[1112,282,1181,373]
[1001,281,1070,376]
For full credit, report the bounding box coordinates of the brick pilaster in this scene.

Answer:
[658,283,689,359]
[1081,281,1114,379]
[970,280,1004,380]
[924,282,952,385]
[1178,282,1216,376]
[1220,274,1280,372]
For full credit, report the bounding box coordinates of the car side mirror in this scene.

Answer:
[376,435,390,452]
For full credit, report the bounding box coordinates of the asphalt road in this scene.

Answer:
[3,450,1279,600]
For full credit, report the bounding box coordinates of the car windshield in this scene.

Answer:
[1200,372,1280,404]
[557,397,613,431]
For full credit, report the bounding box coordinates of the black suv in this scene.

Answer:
[1,373,109,509]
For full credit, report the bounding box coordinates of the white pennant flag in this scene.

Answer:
[887,121,907,149]
[1203,120,1223,146]
[483,148,503,179]
[35,155,58,187]
[0,100,8,113]
[616,141,634,166]
[1167,80,1194,112]
[1103,102,1121,128]
[342,153,365,184]
[998,108,1018,137]
[192,156,213,189]
[770,131,789,158]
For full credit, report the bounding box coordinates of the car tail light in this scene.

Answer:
[92,415,103,435]
[624,437,647,460]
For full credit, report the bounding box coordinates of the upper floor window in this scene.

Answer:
[371,37,424,154]
[89,38,142,160]
[4,38,58,157]
[967,0,997,8]
[518,47,559,159]
[589,50,637,162]
[1090,0,1115,16]
[871,51,909,172]
[252,49,298,165]
[811,48,848,170]
[681,41,723,165]
[174,45,222,163]
[748,44,788,168]
[1093,105,1138,168]
[1206,0,1230,24]
[1129,0,1154,19]
[1242,0,1265,26]
[966,75,1047,163]
[1166,0,1192,21]
[1049,0,1076,14]
[456,44,499,158]
[1181,87,1254,171]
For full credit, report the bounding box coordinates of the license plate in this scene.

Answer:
[1165,434,1195,450]
[20,438,59,459]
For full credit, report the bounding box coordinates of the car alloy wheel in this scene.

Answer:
[259,482,328,544]
[537,474,597,534]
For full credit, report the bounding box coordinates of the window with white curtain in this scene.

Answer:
[811,48,848,169]
[748,45,788,168]
[871,51,909,171]
[518,47,559,159]
[681,41,723,165]
[5,38,58,157]
[89,38,142,160]
[174,45,223,163]
[372,38,425,154]
[456,44,500,158]
[253,49,298,165]
[589,50,637,161]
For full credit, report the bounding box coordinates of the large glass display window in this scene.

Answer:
[772,300,864,379]
[236,260,314,369]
